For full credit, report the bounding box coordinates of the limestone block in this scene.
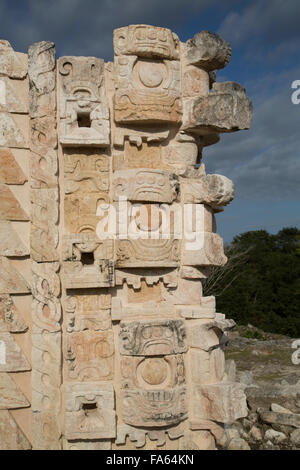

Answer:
[65,330,114,381]
[0,294,28,332]
[120,354,185,389]
[32,261,61,332]
[184,31,231,70]
[0,221,29,256]
[62,234,114,289]
[189,418,225,444]
[180,266,210,279]
[28,41,56,119]
[0,372,30,409]
[181,174,234,209]
[32,411,61,450]
[30,188,59,261]
[0,257,30,294]
[31,331,61,414]
[0,76,28,114]
[0,40,27,79]
[58,56,110,147]
[0,184,29,220]
[65,292,111,332]
[111,297,175,322]
[114,55,181,123]
[114,25,180,59]
[116,422,184,448]
[30,116,58,189]
[186,320,222,351]
[64,150,109,195]
[189,348,225,384]
[0,332,30,372]
[65,382,116,440]
[162,278,203,305]
[121,385,187,427]
[182,66,210,98]
[183,231,227,267]
[0,112,27,148]
[179,430,216,450]
[113,169,178,203]
[182,82,252,134]
[258,410,300,428]
[67,440,112,450]
[191,383,248,424]
[0,148,26,184]
[0,410,31,450]
[119,319,187,356]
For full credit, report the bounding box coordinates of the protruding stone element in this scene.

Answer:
[119,319,187,356]
[0,148,27,184]
[0,41,27,79]
[192,383,248,424]
[184,31,231,70]
[189,348,225,384]
[62,234,114,289]
[0,332,30,372]
[183,231,227,267]
[0,257,30,294]
[0,221,29,257]
[186,321,222,351]
[182,82,253,134]
[0,373,30,409]
[114,25,180,59]
[0,294,28,332]
[58,56,110,147]
[65,382,116,440]
[113,169,178,202]
[114,126,169,149]
[181,174,234,209]
[65,330,114,381]
[0,410,31,450]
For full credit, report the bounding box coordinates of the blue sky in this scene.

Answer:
[2,0,300,242]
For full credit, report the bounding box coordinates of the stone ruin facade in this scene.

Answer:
[0,25,252,450]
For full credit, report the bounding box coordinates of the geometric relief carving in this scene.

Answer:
[113,168,178,203]
[58,56,110,147]
[116,422,185,448]
[182,232,227,267]
[62,234,114,289]
[115,268,178,290]
[0,372,30,409]
[65,292,111,332]
[65,382,116,440]
[0,294,28,333]
[0,148,27,184]
[0,410,31,450]
[0,333,30,372]
[119,319,187,356]
[0,257,30,294]
[32,261,61,333]
[0,221,29,257]
[0,184,29,221]
[65,330,114,381]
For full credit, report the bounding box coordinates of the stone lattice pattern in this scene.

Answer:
[0,26,252,450]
